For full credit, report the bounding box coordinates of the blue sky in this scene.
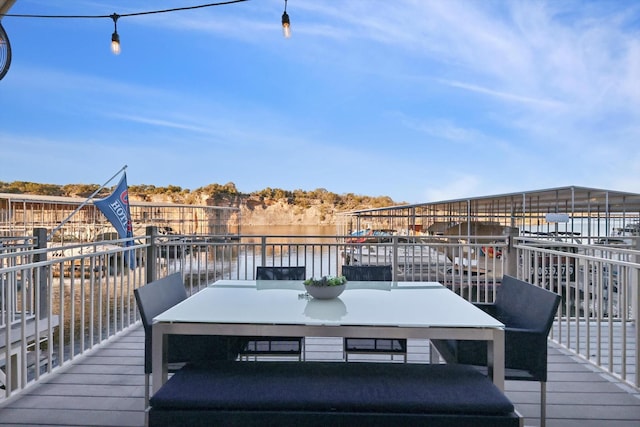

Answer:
[1,0,639,204]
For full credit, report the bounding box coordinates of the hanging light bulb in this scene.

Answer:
[111,32,121,55]
[282,0,291,38]
[110,14,121,55]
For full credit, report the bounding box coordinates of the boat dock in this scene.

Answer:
[0,323,638,427]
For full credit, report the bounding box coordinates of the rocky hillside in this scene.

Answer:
[2,180,399,227]
[239,198,337,226]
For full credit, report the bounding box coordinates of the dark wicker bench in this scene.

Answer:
[149,361,521,427]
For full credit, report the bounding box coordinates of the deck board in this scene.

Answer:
[1,324,639,427]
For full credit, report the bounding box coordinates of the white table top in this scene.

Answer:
[153,280,503,330]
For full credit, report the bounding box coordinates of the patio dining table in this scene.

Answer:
[151,279,505,394]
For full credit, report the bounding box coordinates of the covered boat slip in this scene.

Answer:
[339,186,640,321]
[338,186,640,241]
[0,192,240,242]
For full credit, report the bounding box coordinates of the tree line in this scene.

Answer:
[0,181,399,211]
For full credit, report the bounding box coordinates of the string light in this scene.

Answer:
[110,14,120,55]
[282,0,291,38]
[1,1,251,56]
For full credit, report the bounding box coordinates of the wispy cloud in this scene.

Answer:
[2,0,639,201]
[439,80,566,110]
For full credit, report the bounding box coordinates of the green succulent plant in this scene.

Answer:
[303,276,347,287]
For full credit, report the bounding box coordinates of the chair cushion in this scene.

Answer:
[150,361,514,415]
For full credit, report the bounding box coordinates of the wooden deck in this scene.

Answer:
[0,324,639,427]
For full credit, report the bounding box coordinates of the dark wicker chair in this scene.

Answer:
[341,264,407,362]
[239,266,306,360]
[134,272,242,407]
[431,275,561,427]
[255,266,306,281]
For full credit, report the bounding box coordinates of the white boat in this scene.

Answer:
[612,222,639,245]
[345,228,396,244]
[49,242,125,277]
[342,239,452,272]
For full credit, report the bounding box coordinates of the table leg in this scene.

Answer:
[487,328,505,391]
[151,325,168,395]
[429,341,441,364]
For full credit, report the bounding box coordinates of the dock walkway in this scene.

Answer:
[0,324,639,427]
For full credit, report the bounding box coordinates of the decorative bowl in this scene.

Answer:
[304,283,346,299]
[303,276,347,299]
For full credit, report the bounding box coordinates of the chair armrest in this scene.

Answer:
[505,326,546,335]
[473,303,497,316]
[505,328,549,346]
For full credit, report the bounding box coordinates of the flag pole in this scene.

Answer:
[47,165,128,242]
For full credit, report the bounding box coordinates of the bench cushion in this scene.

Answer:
[150,361,514,415]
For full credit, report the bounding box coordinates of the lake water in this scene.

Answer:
[241,224,339,238]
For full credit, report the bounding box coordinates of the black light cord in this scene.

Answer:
[0,0,253,75]
[0,0,250,20]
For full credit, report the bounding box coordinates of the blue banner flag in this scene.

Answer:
[94,173,136,268]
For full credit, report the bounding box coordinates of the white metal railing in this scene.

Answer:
[150,233,506,300]
[1,237,38,329]
[1,229,638,401]
[514,236,640,389]
[1,235,148,399]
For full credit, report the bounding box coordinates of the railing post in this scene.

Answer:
[632,239,639,383]
[505,227,519,279]
[632,238,640,323]
[146,226,158,284]
[632,238,640,388]
[392,236,399,282]
[32,227,48,319]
